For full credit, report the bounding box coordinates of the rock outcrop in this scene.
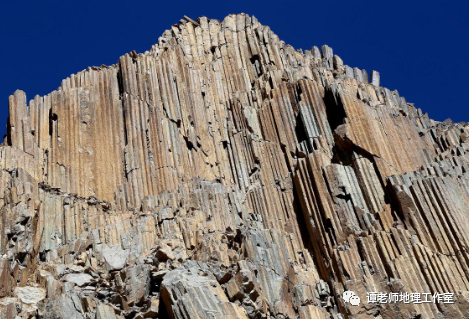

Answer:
[1,13,469,318]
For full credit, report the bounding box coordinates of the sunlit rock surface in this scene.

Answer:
[1,13,469,318]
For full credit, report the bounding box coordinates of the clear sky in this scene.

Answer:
[1,0,468,140]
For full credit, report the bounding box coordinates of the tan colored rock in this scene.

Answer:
[13,286,46,305]
[96,304,118,319]
[0,12,468,319]
[160,261,249,318]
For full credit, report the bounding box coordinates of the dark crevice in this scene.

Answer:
[356,238,368,264]
[6,117,12,146]
[323,218,337,248]
[335,193,352,201]
[249,54,262,76]
[116,63,128,147]
[292,183,315,260]
[268,76,274,89]
[324,86,346,132]
[249,54,260,65]
[386,183,406,226]
[373,232,395,279]
[48,109,58,137]
[294,113,308,145]
[117,64,125,97]
[295,84,303,102]
[158,291,172,318]
[184,136,196,151]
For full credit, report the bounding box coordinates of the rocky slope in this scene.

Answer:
[1,13,469,319]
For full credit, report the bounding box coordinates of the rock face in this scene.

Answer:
[0,13,468,318]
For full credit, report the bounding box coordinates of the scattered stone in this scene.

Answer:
[102,245,129,271]
[14,286,46,305]
[63,273,93,287]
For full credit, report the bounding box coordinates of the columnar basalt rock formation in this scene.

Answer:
[1,13,469,319]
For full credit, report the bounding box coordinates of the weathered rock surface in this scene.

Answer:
[0,12,468,318]
[160,261,249,318]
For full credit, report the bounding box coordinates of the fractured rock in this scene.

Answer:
[63,273,94,287]
[42,293,84,319]
[101,245,129,271]
[13,286,46,305]
[160,261,249,318]
[0,12,468,319]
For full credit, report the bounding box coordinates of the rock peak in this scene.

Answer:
[1,12,469,319]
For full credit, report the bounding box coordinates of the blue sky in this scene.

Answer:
[1,0,467,139]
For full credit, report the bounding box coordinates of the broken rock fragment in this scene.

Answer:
[161,261,249,318]
[101,245,129,271]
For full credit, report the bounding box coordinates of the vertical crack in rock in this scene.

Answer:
[324,85,347,134]
[1,12,469,319]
